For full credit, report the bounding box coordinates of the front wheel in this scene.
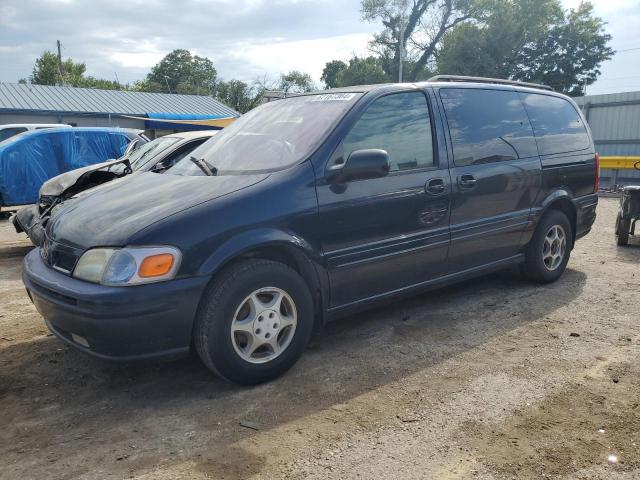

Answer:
[523,210,572,283]
[615,213,630,246]
[193,259,314,385]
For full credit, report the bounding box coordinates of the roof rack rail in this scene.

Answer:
[427,75,554,91]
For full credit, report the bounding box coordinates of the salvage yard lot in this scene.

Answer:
[1,197,639,480]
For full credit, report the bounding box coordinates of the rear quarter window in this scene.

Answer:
[0,127,28,143]
[439,88,538,167]
[519,93,590,156]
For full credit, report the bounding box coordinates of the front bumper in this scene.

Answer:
[23,248,210,360]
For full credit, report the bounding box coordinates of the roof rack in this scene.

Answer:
[427,75,553,91]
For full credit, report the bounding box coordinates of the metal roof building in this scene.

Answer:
[0,83,239,136]
[575,90,640,186]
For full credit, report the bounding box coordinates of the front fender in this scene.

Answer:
[197,227,320,277]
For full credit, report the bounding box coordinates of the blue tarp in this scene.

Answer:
[145,112,225,131]
[0,128,131,206]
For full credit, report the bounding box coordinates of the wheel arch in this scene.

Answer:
[540,191,578,246]
[198,229,328,330]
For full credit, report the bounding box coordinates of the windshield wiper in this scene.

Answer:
[189,156,217,176]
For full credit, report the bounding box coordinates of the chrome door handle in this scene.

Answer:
[425,178,446,195]
[458,174,477,189]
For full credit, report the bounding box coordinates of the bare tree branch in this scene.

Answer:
[362,0,480,81]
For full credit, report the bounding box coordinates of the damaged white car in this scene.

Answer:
[12,130,218,246]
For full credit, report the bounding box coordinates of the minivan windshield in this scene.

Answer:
[168,92,362,176]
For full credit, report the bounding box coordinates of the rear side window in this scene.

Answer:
[519,93,590,155]
[0,127,28,143]
[343,91,434,172]
[440,88,538,167]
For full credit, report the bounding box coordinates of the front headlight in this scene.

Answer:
[73,246,181,285]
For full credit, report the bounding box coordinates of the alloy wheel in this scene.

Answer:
[542,225,567,271]
[230,287,297,364]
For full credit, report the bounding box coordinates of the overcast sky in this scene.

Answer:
[0,0,638,95]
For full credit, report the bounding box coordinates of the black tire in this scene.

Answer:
[193,259,314,385]
[523,210,573,284]
[615,213,630,246]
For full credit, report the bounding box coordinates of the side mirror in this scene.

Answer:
[331,149,390,183]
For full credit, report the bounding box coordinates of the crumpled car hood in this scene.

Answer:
[12,204,46,246]
[47,171,269,249]
[39,157,128,197]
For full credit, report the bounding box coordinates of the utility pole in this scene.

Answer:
[57,40,65,86]
[164,75,172,94]
[399,26,404,83]
[397,0,409,83]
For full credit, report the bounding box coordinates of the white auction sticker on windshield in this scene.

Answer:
[311,93,356,101]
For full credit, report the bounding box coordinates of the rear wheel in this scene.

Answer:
[523,210,572,283]
[193,259,314,385]
[615,213,630,246]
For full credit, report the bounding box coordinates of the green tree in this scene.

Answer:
[77,76,122,90]
[146,49,217,95]
[215,79,264,113]
[513,2,614,95]
[23,51,124,89]
[437,1,612,95]
[130,79,164,93]
[341,56,390,87]
[26,51,87,86]
[321,60,348,88]
[278,70,315,93]
[320,56,390,88]
[362,0,486,81]
[437,0,562,78]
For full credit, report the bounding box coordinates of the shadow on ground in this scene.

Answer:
[0,267,587,478]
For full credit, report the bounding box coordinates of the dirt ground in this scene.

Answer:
[0,197,639,480]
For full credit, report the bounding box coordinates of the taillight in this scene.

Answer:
[594,153,600,193]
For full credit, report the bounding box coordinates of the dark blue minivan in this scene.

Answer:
[22,77,599,384]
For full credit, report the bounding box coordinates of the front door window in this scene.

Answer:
[343,92,434,172]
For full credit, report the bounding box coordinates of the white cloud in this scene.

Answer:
[0,0,379,85]
[219,32,372,84]
[1,0,638,94]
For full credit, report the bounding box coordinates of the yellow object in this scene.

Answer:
[599,156,640,170]
[120,115,237,128]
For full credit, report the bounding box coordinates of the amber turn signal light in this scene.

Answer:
[138,253,175,278]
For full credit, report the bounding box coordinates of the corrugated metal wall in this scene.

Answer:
[575,91,640,186]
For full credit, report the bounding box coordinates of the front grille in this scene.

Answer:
[51,249,77,273]
[41,235,81,275]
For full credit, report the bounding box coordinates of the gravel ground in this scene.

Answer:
[0,197,639,480]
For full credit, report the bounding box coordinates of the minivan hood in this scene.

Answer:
[47,172,268,249]
[40,157,126,197]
